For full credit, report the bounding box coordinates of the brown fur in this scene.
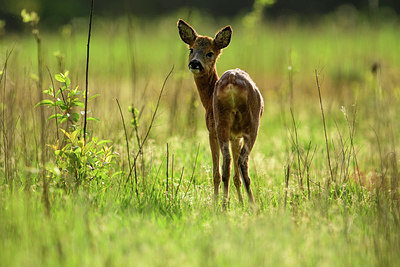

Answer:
[178,20,264,207]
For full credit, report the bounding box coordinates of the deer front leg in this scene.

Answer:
[231,138,243,204]
[209,132,221,203]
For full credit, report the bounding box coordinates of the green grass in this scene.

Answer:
[1,11,400,266]
[1,190,390,266]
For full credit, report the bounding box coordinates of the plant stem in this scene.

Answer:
[166,143,169,197]
[46,67,59,141]
[126,66,174,183]
[33,24,50,215]
[116,98,138,196]
[171,154,174,200]
[288,50,293,109]
[184,143,200,199]
[175,166,185,197]
[1,49,13,187]
[290,107,303,190]
[315,70,334,186]
[83,0,94,142]
[284,164,290,209]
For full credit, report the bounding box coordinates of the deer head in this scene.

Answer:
[178,19,232,77]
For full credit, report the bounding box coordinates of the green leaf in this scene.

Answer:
[131,118,139,127]
[59,117,68,124]
[55,74,65,83]
[55,99,64,106]
[111,171,123,179]
[95,150,105,156]
[74,147,82,155]
[69,129,80,143]
[59,103,68,110]
[73,101,85,108]
[43,87,54,96]
[65,77,71,87]
[48,113,64,121]
[89,94,100,101]
[55,89,62,98]
[71,113,79,122]
[87,117,100,122]
[87,156,96,166]
[35,99,54,107]
[67,91,76,98]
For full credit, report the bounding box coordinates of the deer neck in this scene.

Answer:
[193,67,219,111]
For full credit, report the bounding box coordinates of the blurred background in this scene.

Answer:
[1,0,399,31]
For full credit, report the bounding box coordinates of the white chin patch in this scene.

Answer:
[190,68,201,74]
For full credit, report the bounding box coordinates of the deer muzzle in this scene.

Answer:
[188,60,204,74]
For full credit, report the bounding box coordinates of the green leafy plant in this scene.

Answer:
[37,71,99,129]
[37,71,118,189]
[48,129,117,189]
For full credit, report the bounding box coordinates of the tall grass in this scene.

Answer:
[0,10,400,266]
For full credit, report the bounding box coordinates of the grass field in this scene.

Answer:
[1,9,400,266]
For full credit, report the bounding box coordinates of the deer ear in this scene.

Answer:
[214,26,232,49]
[178,19,198,46]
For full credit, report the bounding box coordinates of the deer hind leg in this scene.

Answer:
[217,125,231,209]
[231,138,243,204]
[239,133,257,204]
[209,132,221,203]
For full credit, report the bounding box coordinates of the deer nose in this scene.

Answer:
[188,60,204,72]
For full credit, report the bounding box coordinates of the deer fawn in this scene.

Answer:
[177,20,264,207]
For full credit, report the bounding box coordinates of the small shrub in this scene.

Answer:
[37,71,118,190]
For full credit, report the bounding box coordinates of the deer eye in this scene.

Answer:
[206,52,214,58]
[189,48,193,54]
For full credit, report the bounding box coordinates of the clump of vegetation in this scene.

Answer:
[37,71,117,191]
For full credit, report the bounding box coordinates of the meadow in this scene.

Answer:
[1,9,400,266]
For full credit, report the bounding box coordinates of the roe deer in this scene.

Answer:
[177,19,264,207]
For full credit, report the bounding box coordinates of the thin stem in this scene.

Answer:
[290,107,303,189]
[33,24,50,215]
[171,154,174,199]
[284,164,290,209]
[116,98,132,170]
[288,50,293,109]
[315,70,334,186]
[83,0,94,142]
[149,157,166,199]
[184,143,200,199]
[126,66,174,183]
[131,103,142,154]
[347,105,361,184]
[46,66,59,140]
[307,165,310,200]
[129,103,145,189]
[1,49,13,186]
[166,143,169,196]
[175,167,185,198]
